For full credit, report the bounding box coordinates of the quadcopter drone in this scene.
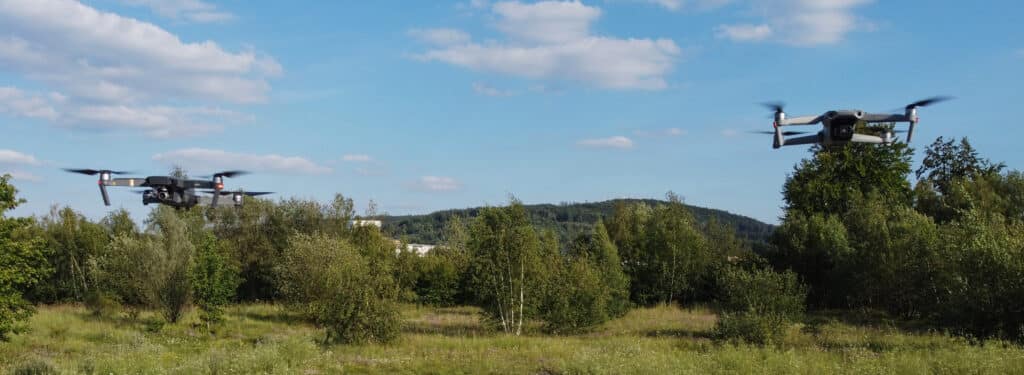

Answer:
[63,168,272,209]
[756,97,952,149]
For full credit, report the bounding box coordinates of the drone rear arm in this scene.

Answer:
[779,115,821,126]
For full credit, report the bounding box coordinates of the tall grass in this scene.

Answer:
[1,303,1023,374]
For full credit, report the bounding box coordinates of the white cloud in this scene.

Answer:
[641,0,683,11]
[408,176,462,192]
[635,127,686,137]
[414,1,681,90]
[0,0,278,138]
[153,148,332,175]
[342,154,373,162]
[0,87,59,120]
[120,0,235,23]
[70,105,245,138]
[408,28,471,46]
[577,136,634,149]
[721,129,738,137]
[716,0,873,46]
[715,24,772,41]
[472,82,514,97]
[0,149,40,166]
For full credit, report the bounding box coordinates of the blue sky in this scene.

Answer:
[1,0,1021,224]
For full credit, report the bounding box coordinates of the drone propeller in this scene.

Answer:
[63,168,132,176]
[200,170,249,179]
[201,190,273,197]
[761,102,785,113]
[750,130,808,136]
[905,96,953,110]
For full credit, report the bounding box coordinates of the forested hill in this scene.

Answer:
[380,199,774,245]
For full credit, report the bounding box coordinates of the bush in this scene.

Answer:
[191,233,240,328]
[714,267,806,345]
[277,233,400,344]
[540,257,610,334]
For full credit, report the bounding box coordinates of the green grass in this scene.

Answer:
[2,304,1023,374]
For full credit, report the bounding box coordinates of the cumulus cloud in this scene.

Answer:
[342,154,373,162]
[0,0,278,137]
[120,0,235,23]
[408,28,471,46]
[408,176,462,192]
[153,148,331,175]
[715,0,873,46]
[577,136,634,149]
[413,1,681,90]
[635,127,686,137]
[472,82,514,97]
[0,149,40,166]
[715,24,772,41]
[640,0,683,11]
[0,87,59,120]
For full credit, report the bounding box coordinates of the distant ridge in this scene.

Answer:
[380,199,774,246]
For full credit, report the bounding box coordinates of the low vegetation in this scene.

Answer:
[3,303,1024,374]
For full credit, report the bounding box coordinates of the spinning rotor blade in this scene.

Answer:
[750,130,808,136]
[201,190,274,196]
[761,102,785,113]
[200,170,249,179]
[905,96,953,110]
[63,168,132,176]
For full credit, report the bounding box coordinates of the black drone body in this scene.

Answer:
[63,169,272,209]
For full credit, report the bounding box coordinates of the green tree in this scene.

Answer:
[569,221,631,318]
[539,256,609,334]
[277,232,400,344]
[145,207,196,323]
[714,267,806,345]
[768,213,853,308]
[635,193,711,305]
[784,141,913,216]
[466,200,545,335]
[0,175,50,340]
[914,137,1006,223]
[191,232,240,329]
[32,206,107,303]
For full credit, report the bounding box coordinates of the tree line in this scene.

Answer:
[1,135,1022,345]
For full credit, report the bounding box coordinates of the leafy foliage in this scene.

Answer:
[465,201,546,335]
[277,232,400,344]
[0,175,49,340]
[714,267,806,345]
[191,232,240,328]
[783,142,913,215]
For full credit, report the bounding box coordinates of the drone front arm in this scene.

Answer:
[861,113,910,123]
[105,178,147,187]
[779,115,821,126]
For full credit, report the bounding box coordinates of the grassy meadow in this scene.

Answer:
[2,304,1023,374]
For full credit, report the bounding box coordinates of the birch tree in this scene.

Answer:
[467,201,544,335]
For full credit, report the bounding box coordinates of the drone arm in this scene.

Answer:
[779,133,820,147]
[105,178,147,187]
[98,183,111,206]
[851,134,886,144]
[861,113,910,123]
[779,115,821,126]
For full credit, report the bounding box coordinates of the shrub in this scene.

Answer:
[277,233,400,344]
[191,233,240,329]
[540,257,610,334]
[714,267,806,345]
